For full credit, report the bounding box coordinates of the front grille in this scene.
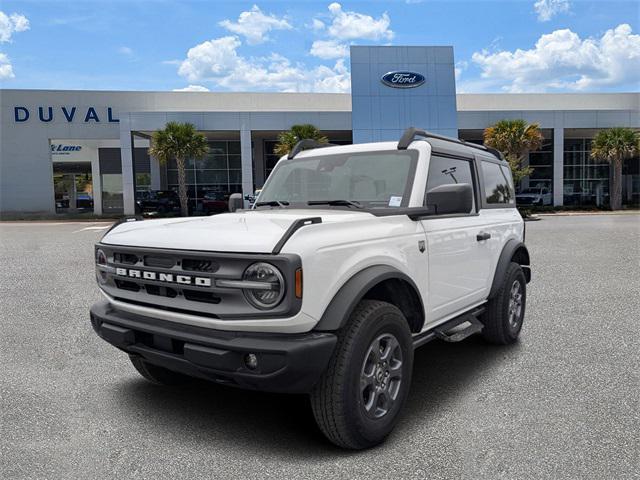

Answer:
[114,253,138,265]
[144,255,175,269]
[97,243,301,319]
[145,284,178,298]
[115,279,140,292]
[183,289,221,304]
[182,258,218,272]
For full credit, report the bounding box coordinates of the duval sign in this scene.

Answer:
[14,106,119,123]
[381,71,426,89]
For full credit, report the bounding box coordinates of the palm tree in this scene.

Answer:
[274,124,328,156]
[590,127,640,210]
[483,119,544,184]
[148,122,209,216]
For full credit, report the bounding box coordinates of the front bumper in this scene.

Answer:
[90,301,337,393]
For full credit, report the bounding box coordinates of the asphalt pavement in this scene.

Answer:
[1,215,638,479]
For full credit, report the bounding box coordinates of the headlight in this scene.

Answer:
[96,249,107,265]
[242,262,285,309]
[95,249,108,284]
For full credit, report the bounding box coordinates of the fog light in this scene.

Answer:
[244,353,258,370]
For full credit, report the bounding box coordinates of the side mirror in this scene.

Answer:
[228,193,244,212]
[425,183,473,216]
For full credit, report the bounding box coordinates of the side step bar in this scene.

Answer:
[413,306,485,349]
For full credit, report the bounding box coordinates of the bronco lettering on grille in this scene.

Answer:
[115,268,211,287]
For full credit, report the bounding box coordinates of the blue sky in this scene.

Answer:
[0,0,638,93]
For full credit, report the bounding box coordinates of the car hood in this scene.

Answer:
[101,209,372,253]
[516,194,540,199]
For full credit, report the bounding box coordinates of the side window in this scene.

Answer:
[425,155,476,212]
[481,161,515,205]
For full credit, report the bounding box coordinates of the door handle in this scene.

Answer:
[476,232,491,241]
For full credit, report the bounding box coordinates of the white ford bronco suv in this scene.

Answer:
[91,128,531,449]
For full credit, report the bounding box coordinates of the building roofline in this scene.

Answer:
[1,89,637,112]
[456,92,639,111]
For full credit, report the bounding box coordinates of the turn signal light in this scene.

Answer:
[295,268,303,299]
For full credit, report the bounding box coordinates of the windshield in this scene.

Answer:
[519,188,540,194]
[257,150,418,209]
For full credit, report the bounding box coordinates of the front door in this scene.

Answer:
[419,154,493,324]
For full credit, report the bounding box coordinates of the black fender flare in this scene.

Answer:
[313,265,425,332]
[489,239,531,299]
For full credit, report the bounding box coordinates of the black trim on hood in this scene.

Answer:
[272,217,322,254]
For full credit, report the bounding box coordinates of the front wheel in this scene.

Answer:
[310,300,413,449]
[481,262,527,344]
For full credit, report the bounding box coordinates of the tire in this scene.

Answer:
[310,300,414,449]
[481,262,527,345]
[129,355,189,385]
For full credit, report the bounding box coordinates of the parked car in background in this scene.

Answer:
[76,193,94,209]
[55,193,69,210]
[201,190,228,214]
[516,186,552,206]
[136,190,180,214]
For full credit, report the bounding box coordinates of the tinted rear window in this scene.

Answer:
[481,161,515,205]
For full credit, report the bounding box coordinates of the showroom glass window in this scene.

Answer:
[563,138,610,207]
[482,161,515,205]
[526,131,553,195]
[425,155,476,211]
[166,140,243,207]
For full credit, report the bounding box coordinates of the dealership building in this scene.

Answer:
[1,45,638,216]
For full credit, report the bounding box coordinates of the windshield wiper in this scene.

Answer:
[307,200,364,209]
[255,200,290,207]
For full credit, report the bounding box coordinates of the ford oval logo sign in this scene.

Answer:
[381,71,425,89]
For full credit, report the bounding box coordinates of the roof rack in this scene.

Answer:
[287,139,337,159]
[397,127,503,161]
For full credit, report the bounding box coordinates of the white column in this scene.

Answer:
[119,116,136,215]
[553,127,564,206]
[91,149,102,215]
[240,120,254,207]
[150,155,161,190]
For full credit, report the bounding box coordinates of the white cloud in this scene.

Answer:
[0,52,14,79]
[454,60,468,81]
[219,5,291,45]
[471,24,640,92]
[310,39,348,59]
[0,11,29,43]
[311,18,325,31]
[118,46,133,56]
[173,85,210,92]
[308,3,393,59]
[177,35,350,93]
[533,0,570,22]
[325,3,393,41]
[178,36,243,82]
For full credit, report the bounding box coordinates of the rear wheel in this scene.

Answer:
[310,300,413,449]
[481,262,527,344]
[129,356,189,385]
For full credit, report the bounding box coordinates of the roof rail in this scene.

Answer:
[397,127,503,161]
[287,139,337,159]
